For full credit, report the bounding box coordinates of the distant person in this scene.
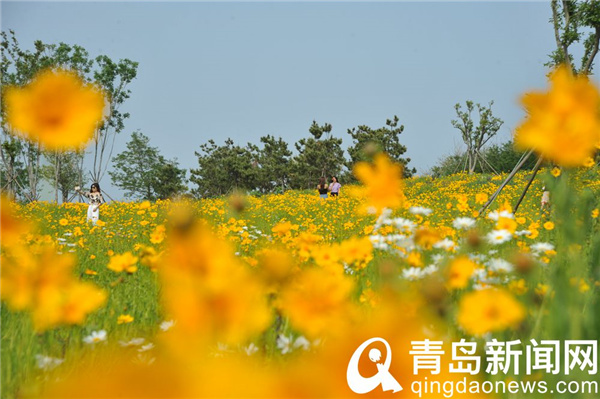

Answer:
[541,186,550,211]
[317,177,329,199]
[75,183,105,224]
[329,176,341,197]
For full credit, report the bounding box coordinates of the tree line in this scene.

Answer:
[109,117,415,200]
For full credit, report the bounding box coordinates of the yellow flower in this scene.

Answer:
[447,256,478,290]
[475,193,488,205]
[551,167,561,177]
[84,269,97,276]
[1,247,106,331]
[117,314,134,324]
[414,227,441,250]
[159,214,270,344]
[338,237,373,267]
[279,268,354,338]
[107,252,139,273]
[0,196,29,246]
[95,220,106,227]
[514,66,600,167]
[150,225,166,244]
[535,283,550,297]
[353,153,405,213]
[457,288,525,336]
[592,209,599,218]
[496,217,517,233]
[583,157,595,168]
[543,221,555,230]
[508,279,528,295]
[3,69,106,150]
[406,251,423,267]
[271,220,298,237]
[59,218,69,226]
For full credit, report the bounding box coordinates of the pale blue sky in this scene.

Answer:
[2,1,595,198]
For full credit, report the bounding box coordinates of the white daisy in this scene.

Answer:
[138,343,155,352]
[244,343,259,356]
[83,330,107,345]
[431,254,445,264]
[392,218,416,233]
[402,267,424,281]
[35,355,64,371]
[409,206,432,216]
[453,217,476,230]
[487,210,514,221]
[293,336,311,351]
[486,229,512,245]
[423,265,439,275]
[159,320,175,331]
[488,258,514,273]
[276,335,293,354]
[119,337,145,347]
[530,242,555,254]
[515,230,532,236]
[433,238,456,251]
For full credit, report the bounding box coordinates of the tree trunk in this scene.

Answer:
[55,152,60,203]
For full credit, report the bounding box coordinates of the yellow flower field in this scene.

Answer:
[2,164,600,398]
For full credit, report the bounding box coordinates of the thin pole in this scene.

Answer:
[478,149,534,216]
[513,156,544,214]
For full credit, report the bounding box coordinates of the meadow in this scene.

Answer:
[2,165,599,398]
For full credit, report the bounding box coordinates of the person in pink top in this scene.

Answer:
[329,176,341,197]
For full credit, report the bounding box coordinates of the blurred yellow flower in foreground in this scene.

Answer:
[271,220,298,237]
[0,196,28,246]
[3,69,106,150]
[458,288,525,336]
[160,212,270,345]
[1,247,106,331]
[447,256,478,290]
[279,268,355,338]
[514,66,600,167]
[354,153,405,213]
[107,252,139,273]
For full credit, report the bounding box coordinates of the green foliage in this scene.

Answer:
[346,115,415,180]
[253,135,293,193]
[109,131,187,200]
[0,30,139,200]
[451,100,504,174]
[152,160,188,200]
[548,0,600,75]
[290,121,345,190]
[431,140,537,178]
[190,138,258,198]
[41,150,84,203]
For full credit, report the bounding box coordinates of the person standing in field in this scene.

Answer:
[329,176,341,197]
[75,183,104,224]
[317,177,329,199]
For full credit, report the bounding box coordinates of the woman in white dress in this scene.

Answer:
[75,183,104,224]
